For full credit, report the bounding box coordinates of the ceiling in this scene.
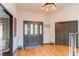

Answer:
[16,3,71,14]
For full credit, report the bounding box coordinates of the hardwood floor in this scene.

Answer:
[15,44,69,56]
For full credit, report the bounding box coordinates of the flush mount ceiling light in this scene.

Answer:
[41,3,56,11]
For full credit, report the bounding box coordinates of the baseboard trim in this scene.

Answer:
[13,49,16,56]
[13,46,23,56]
[43,43,54,45]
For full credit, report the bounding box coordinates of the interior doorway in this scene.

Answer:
[23,21,43,48]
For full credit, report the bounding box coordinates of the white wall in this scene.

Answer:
[2,3,17,17]
[16,10,52,47]
[50,4,79,44]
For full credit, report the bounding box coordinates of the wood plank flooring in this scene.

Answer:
[15,45,69,56]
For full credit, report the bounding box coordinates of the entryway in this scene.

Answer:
[23,21,43,48]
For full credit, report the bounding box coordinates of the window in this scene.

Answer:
[30,24,33,35]
[35,24,38,35]
[40,25,42,34]
[25,24,27,35]
[0,23,2,38]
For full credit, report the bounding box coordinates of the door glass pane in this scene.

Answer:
[25,24,27,35]
[40,25,42,34]
[30,24,33,35]
[35,24,38,35]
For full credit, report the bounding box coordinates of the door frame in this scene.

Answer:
[0,4,13,56]
[23,21,43,48]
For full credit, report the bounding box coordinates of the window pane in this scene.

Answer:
[35,24,38,35]
[40,25,42,34]
[0,23,2,38]
[25,24,27,35]
[30,24,33,35]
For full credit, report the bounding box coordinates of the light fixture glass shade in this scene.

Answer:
[41,3,56,11]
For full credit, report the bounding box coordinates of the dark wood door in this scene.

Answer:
[64,21,78,46]
[23,21,43,48]
[55,21,78,46]
[55,22,65,45]
[64,22,71,45]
